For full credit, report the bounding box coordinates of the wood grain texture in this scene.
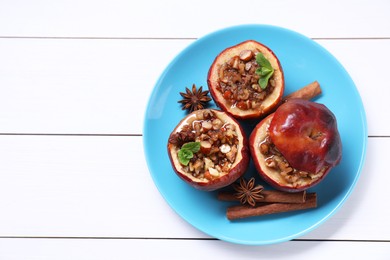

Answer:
[0,0,389,257]
[0,136,386,241]
[0,238,389,259]
[0,39,389,135]
[0,0,388,38]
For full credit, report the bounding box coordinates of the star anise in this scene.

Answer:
[168,125,195,147]
[178,84,212,112]
[233,177,264,207]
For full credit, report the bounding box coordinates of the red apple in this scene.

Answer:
[249,99,342,192]
[207,40,284,120]
[168,109,250,191]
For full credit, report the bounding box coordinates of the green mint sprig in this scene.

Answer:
[178,142,200,166]
[255,52,274,89]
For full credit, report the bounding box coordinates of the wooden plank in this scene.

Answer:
[0,38,388,135]
[0,0,389,38]
[0,38,190,134]
[0,135,206,238]
[0,135,387,241]
[0,238,388,259]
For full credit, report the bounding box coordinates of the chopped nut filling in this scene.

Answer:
[169,110,239,181]
[259,134,326,186]
[216,49,276,110]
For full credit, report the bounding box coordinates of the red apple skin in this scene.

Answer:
[250,101,342,192]
[269,99,342,174]
[207,40,284,120]
[167,109,250,191]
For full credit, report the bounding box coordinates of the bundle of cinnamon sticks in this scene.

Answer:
[282,80,322,102]
[218,189,317,220]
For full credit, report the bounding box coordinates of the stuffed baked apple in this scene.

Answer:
[207,40,284,120]
[249,99,342,192]
[168,109,250,191]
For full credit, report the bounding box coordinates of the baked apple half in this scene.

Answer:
[168,109,250,191]
[250,99,342,192]
[207,40,284,120]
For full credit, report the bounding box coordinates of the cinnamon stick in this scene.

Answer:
[218,190,307,204]
[226,193,317,220]
[283,81,322,101]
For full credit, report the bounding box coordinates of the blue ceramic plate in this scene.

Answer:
[143,24,367,245]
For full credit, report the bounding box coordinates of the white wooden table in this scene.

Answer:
[0,0,389,258]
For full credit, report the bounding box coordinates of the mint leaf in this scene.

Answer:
[178,149,193,166]
[181,142,200,153]
[259,73,272,89]
[260,67,272,76]
[255,52,274,89]
[256,53,273,70]
[178,142,200,165]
